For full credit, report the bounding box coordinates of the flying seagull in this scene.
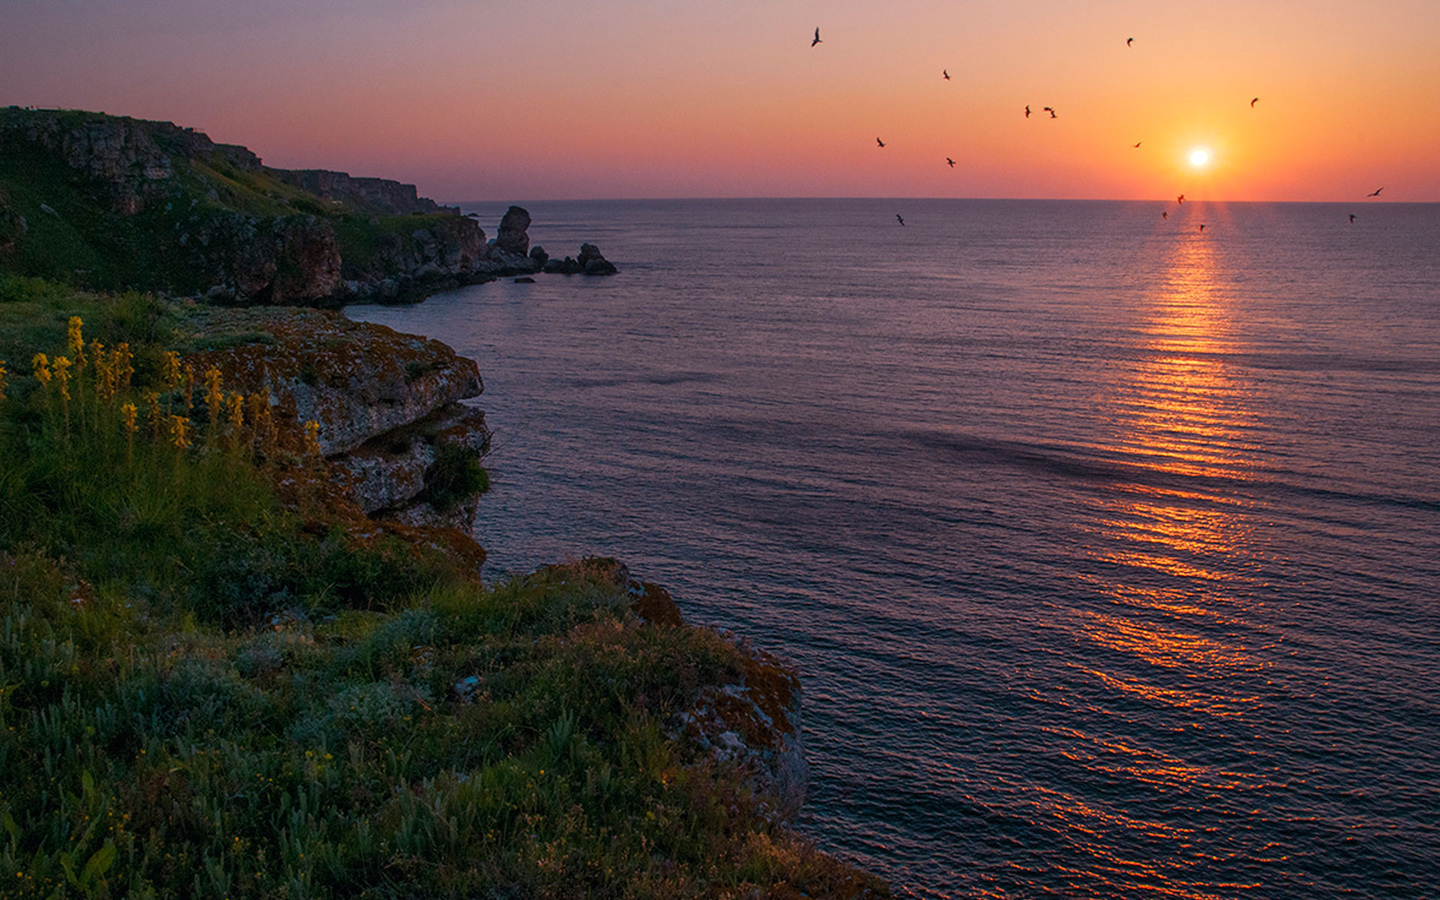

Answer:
[1251,97,1259,107]
[1366,187,1384,197]
[946,157,956,167]
[1127,37,1133,46]
[1349,214,1357,223]
[896,214,906,226]
[1177,194,1185,204]
[1025,105,1031,118]
[1044,106,1056,118]
[1199,224,1206,232]
[1162,211,1168,219]
[877,137,886,148]
[1133,141,1142,148]
[943,69,950,80]
[812,28,822,47]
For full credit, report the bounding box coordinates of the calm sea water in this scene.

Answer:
[347,199,1440,898]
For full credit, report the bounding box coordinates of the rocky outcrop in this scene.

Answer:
[542,241,618,276]
[271,169,456,216]
[494,205,531,258]
[200,215,343,305]
[182,307,489,531]
[0,109,615,303]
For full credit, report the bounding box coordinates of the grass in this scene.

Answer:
[0,282,887,899]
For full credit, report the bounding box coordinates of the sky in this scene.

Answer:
[3,0,1439,202]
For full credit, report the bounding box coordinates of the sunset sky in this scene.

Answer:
[4,0,1439,202]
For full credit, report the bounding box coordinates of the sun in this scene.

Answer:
[1189,147,1211,167]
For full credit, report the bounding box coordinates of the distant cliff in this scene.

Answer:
[0,107,613,305]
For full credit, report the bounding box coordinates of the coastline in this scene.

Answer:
[0,107,888,896]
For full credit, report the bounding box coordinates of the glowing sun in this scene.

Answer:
[1189,147,1211,167]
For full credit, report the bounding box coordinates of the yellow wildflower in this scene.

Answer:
[121,402,137,433]
[303,420,322,457]
[67,317,84,368]
[164,351,182,391]
[227,391,245,433]
[184,363,196,414]
[52,356,71,401]
[0,359,7,405]
[91,341,114,401]
[145,391,162,436]
[32,353,51,386]
[169,415,191,450]
[115,343,134,393]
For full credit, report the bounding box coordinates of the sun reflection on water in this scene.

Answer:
[1035,230,1284,895]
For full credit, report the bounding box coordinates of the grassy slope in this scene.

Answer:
[0,276,886,899]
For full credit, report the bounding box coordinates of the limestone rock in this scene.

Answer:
[182,307,482,456]
[495,205,531,256]
[578,242,618,276]
[334,402,491,528]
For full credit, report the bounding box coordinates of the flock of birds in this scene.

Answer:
[808,28,1387,228]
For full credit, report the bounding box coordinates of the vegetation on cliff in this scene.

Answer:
[0,108,508,305]
[0,275,886,898]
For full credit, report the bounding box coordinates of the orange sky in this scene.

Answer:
[3,0,1438,201]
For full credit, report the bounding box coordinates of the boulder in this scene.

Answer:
[542,256,582,275]
[578,243,618,276]
[494,205,531,256]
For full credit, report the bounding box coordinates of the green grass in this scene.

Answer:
[0,282,886,899]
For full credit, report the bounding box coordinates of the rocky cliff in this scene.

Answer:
[182,306,492,535]
[0,108,616,305]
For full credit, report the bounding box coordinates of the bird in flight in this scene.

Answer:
[896,214,906,226]
[1349,214,1357,223]
[1177,194,1185,204]
[1025,105,1031,118]
[1044,106,1056,118]
[876,137,886,148]
[1366,187,1384,197]
[1162,211,1168,219]
[1251,97,1259,107]
[943,69,950,80]
[812,28,822,47]
[1133,141,1142,148]
[1127,37,1134,46]
[1199,224,1206,232]
[946,157,956,167]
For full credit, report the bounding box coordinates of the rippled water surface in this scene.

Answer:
[348,199,1440,898]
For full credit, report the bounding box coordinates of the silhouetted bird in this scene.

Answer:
[1025,105,1031,118]
[946,158,956,167]
[1162,211,1168,219]
[1251,97,1259,107]
[1367,187,1384,197]
[1177,194,1185,204]
[896,214,905,226]
[1127,37,1134,46]
[1349,214,1357,223]
[1133,142,1142,148]
[1044,107,1056,118]
[877,137,885,148]
[812,28,822,47]
[1199,224,1206,232]
[943,70,950,80]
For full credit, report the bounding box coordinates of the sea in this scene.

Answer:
[346,199,1440,899]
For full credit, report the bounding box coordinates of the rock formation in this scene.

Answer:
[542,241,618,276]
[183,306,490,532]
[1,108,616,304]
[494,205,531,258]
